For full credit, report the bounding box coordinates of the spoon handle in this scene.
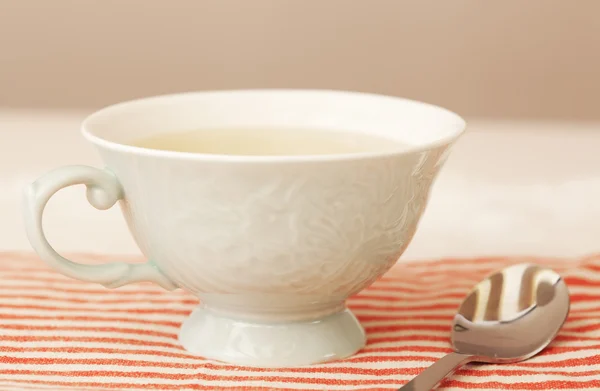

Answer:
[397,352,472,391]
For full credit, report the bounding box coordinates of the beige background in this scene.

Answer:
[1,0,599,120]
[1,1,600,261]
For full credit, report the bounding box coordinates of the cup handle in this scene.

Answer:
[23,165,177,290]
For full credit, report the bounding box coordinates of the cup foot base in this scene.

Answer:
[179,305,366,367]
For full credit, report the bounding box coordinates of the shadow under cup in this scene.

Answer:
[24,90,466,367]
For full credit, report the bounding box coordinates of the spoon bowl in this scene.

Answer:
[399,263,570,390]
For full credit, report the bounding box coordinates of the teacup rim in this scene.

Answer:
[81,89,467,163]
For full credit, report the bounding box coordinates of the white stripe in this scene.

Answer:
[561,317,600,327]
[0,278,166,292]
[351,297,461,308]
[0,288,191,302]
[0,349,434,369]
[0,363,415,381]
[453,369,600,382]
[0,328,450,350]
[561,330,600,338]
[400,260,523,274]
[358,286,469,298]
[352,349,600,366]
[568,300,600,311]
[0,307,189,320]
[551,339,600,348]
[0,340,187,354]
[0,306,456,320]
[519,349,600,363]
[1,293,596,316]
[0,351,197,364]
[361,318,451,327]
[0,271,474,291]
[0,297,194,311]
[0,371,597,388]
[366,329,448,339]
[0,329,178,344]
[365,340,450,349]
[10,267,598,298]
[0,289,462,307]
[0,315,446,332]
[2,362,598,384]
[366,338,600,352]
[400,256,579,269]
[375,276,479,287]
[0,374,413,389]
[382,265,600,286]
[0,382,108,391]
[2,338,598,367]
[3,281,598,305]
[353,308,457,317]
[0,319,180,333]
[6,277,597,302]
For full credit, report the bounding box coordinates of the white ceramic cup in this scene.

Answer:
[23,90,465,367]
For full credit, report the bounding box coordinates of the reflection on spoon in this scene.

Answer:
[398,263,570,391]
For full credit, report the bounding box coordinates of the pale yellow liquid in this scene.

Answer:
[130,128,404,156]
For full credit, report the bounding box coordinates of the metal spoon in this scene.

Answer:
[398,263,570,391]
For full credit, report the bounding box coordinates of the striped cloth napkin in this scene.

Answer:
[0,252,598,390]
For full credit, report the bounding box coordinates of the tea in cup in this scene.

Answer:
[23,90,465,367]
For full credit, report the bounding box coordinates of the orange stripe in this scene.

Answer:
[564,276,600,287]
[583,264,600,273]
[570,294,600,302]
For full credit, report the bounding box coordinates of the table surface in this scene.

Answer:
[2,109,599,261]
